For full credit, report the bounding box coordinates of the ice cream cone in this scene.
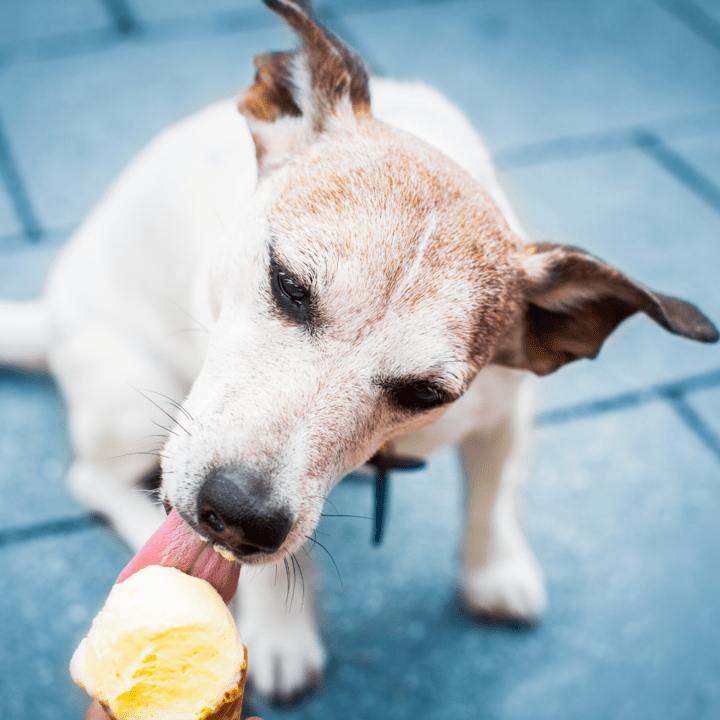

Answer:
[71,566,247,720]
[199,650,248,720]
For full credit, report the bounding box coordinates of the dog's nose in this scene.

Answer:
[197,464,293,558]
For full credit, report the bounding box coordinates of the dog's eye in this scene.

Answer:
[391,381,450,410]
[269,256,317,331]
[277,271,308,303]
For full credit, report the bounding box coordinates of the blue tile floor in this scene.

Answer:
[1,1,720,719]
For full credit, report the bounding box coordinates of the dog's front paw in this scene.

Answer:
[460,552,547,627]
[240,608,327,704]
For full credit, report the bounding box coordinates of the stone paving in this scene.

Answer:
[1,1,719,719]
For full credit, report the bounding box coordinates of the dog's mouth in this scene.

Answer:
[115,509,242,602]
[179,509,294,568]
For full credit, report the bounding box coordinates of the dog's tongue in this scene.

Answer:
[115,509,240,604]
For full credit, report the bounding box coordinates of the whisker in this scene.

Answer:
[132,386,192,437]
[109,450,168,461]
[320,513,372,520]
[284,558,291,606]
[142,436,171,449]
[166,297,210,335]
[136,487,164,501]
[318,495,340,515]
[212,206,226,236]
[290,553,298,609]
[305,534,343,589]
[141,389,196,422]
[151,418,178,437]
[293,552,306,611]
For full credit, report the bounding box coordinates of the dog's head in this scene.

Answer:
[161,0,718,564]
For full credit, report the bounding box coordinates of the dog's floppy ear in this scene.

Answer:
[238,0,370,177]
[493,242,719,376]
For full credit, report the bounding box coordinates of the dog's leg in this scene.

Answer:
[458,375,546,625]
[68,456,166,552]
[234,547,327,703]
[55,334,186,551]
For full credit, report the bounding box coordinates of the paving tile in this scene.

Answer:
[345,0,720,153]
[0,237,74,537]
[0,527,132,720]
[0,0,109,46]
[0,229,67,299]
[685,384,720,442]
[665,128,720,188]
[655,0,720,50]
[503,143,720,412]
[245,402,720,720]
[0,186,22,238]
[695,0,720,24]
[516,402,720,720]
[0,369,77,530]
[0,24,286,230]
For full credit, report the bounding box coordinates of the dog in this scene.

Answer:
[0,0,717,704]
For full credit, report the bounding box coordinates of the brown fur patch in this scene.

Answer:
[238,2,372,175]
[265,0,370,124]
[238,52,302,123]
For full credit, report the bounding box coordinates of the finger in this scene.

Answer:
[84,699,110,720]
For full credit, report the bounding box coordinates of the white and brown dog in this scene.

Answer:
[0,0,716,703]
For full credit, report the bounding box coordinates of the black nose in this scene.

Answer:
[197,464,293,557]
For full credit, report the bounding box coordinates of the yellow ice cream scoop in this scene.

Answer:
[70,565,247,720]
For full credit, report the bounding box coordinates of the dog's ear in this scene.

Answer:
[492,242,719,376]
[238,0,370,177]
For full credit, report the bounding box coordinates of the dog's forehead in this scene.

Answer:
[267,121,518,363]
[272,120,512,252]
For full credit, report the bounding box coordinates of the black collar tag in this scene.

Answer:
[367,450,426,544]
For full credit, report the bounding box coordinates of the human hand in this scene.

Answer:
[84,701,107,720]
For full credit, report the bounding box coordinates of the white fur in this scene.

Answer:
[0,78,544,699]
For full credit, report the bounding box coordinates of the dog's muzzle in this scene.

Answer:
[196,463,293,558]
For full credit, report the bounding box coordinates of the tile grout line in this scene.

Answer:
[536,366,720,427]
[497,128,639,168]
[654,0,720,55]
[0,112,44,242]
[499,124,720,220]
[497,117,720,169]
[0,513,104,549]
[635,131,720,215]
[662,388,720,461]
[95,0,142,37]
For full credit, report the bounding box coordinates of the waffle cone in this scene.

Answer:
[201,646,248,720]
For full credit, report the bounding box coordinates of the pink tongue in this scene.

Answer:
[115,510,241,604]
